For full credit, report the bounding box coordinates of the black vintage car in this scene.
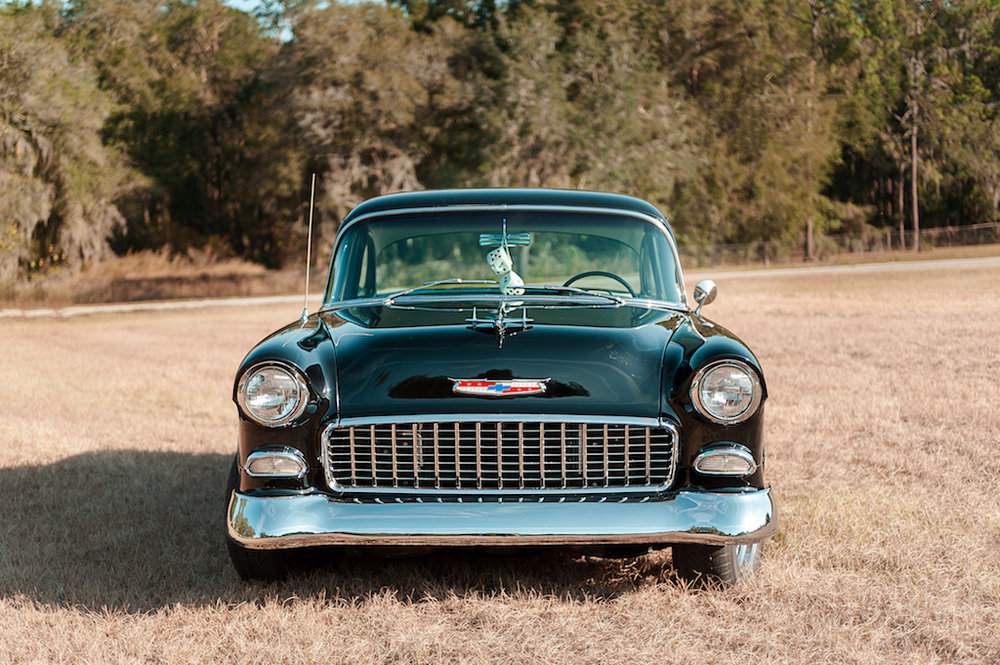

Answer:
[226,189,776,583]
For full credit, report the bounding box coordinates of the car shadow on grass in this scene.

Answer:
[0,452,680,611]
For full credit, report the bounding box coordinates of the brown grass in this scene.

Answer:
[0,248,306,307]
[1,266,998,664]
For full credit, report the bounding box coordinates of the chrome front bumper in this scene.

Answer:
[227,488,778,550]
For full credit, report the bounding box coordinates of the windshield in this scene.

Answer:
[324,208,684,305]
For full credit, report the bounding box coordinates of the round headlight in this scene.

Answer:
[237,363,309,426]
[690,360,762,424]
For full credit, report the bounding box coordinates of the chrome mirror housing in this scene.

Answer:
[692,279,718,316]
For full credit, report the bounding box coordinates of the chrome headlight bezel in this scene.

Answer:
[236,361,310,427]
[689,359,763,425]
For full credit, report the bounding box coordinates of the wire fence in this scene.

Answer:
[678,222,1000,268]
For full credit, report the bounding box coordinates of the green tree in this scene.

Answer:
[0,2,130,280]
[65,0,296,265]
[824,0,1000,249]
[272,2,474,224]
[655,0,844,255]
[476,1,697,215]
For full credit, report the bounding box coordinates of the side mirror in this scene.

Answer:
[692,279,718,316]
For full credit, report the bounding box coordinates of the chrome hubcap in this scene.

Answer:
[734,543,761,574]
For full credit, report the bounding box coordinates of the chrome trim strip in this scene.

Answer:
[312,486,666,498]
[664,419,679,489]
[334,413,665,427]
[227,487,777,550]
[322,293,640,313]
[319,428,343,491]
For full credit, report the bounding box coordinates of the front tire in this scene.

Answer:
[672,542,761,585]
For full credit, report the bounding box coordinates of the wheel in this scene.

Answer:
[672,542,761,585]
[562,271,637,297]
[224,455,318,581]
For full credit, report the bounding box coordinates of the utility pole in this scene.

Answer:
[909,12,924,252]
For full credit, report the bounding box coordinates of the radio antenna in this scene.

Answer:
[301,172,317,325]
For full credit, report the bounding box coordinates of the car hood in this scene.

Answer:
[320,304,686,419]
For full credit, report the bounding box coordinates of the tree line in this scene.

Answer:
[2,0,999,281]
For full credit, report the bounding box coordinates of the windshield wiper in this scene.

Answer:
[383,279,497,307]
[530,284,624,306]
[382,280,625,309]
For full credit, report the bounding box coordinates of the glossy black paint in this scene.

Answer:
[233,306,767,495]
[328,306,679,419]
[233,188,768,498]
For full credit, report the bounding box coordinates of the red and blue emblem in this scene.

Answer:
[450,378,548,397]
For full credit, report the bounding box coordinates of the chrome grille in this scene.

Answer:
[323,419,676,495]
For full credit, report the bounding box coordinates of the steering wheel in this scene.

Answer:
[562,271,637,297]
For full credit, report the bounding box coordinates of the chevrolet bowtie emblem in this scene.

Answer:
[450,378,549,397]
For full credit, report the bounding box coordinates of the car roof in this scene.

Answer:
[342,188,670,224]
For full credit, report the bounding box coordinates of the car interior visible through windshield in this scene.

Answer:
[327,209,683,304]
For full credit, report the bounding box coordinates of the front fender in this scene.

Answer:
[233,315,339,492]
[662,315,768,490]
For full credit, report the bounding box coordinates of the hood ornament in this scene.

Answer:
[473,219,534,347]
[466,306,532,348]
[450,377,549,397]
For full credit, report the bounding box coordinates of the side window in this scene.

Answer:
[330,231,376,301]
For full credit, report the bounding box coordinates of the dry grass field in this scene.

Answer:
[1,264,998,664]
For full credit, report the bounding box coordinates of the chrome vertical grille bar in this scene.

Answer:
[370,424,377,487]
[349,427,357,486]
[411,423,420,488]
[453,422,461,489]
[518,422,525,489]
[645,428,651,485]
[560,423,567,489]
[539,422,546,488]
[432,422,440,489]
[391,424,399,486]
[623,424,630,486]
[475,422,482,489]
[603,424,609,486]
[496,422,504,489]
